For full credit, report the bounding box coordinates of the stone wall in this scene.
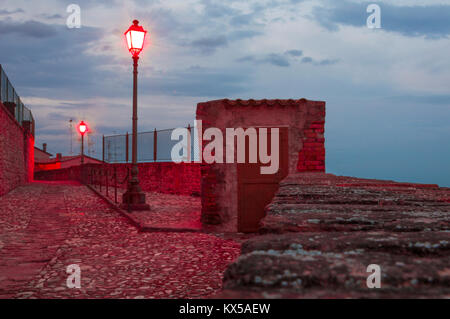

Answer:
[35,162,201,196]
[219,172,450,298]
[196,99,326,232]
[34,164,84,182]
[0,102,34,196]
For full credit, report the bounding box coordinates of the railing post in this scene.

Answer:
[0,64,2,101]
[114,166,117,204]
[154,128,157,162]
[102,135,105,163]
[106,165,109,198]
[126,132,129,163]
[5,77,8,102]
[187,124,191,163]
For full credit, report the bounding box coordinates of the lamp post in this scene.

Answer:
[78,121,88,165]
[121,20,150,211]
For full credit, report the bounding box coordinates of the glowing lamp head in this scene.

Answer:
[124,20,147,57]
[78,121,88,135]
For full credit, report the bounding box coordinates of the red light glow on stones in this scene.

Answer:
[124,20,147,57]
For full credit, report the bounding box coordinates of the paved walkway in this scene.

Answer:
[90,185,203,232]
[0,181,240,299]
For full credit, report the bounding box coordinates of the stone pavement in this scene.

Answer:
[220,173,450,298]
[89,185,202,232]
[0,181,240,299]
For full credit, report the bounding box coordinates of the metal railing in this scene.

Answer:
[85,164,130,205]
[103,125,199,163]
[0,64,35,135]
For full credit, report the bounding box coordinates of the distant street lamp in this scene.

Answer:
[78,121,88,165]
[121,20,150,211]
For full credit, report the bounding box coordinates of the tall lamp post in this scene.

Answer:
[121,20,150,211]
[78,121,88,165]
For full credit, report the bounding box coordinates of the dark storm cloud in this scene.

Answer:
[236,55,255,63]
[0,16,249,103]
[300,56,339,66]
[184,30,263,54]
[317,58,339,66]
[137,7,185,38]
[0,19,57,38]
[285,49,303,57]
[0,8,24,15]
[264,54,290,67]
[0,20,119,99]
[47,112,69,121]
[237,50,337,68]
[40,13,64,20]
[230,13,256,26]
[201,0,239,18]
[141,66,250,97]
[189,35,228,54]
[236,53,292,67]
[237,53,292,67]
[229,30,263,40]
[313,1,450,38]
[131,1,267,56]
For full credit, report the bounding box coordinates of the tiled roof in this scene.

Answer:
[35,155,102,164]
[34,146,53,156]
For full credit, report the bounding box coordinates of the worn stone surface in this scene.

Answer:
[92,185,203,231]
[261,173,449,234]
[220,173,450,298]
[0,181,240,299]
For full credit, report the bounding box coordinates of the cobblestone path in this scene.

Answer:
[91,185,203,231]
[0,182,240,299]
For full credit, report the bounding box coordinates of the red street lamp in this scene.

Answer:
[125,20,147,58]
[121,20,150,211]
[78,121,88,165]
[78,121,88,135]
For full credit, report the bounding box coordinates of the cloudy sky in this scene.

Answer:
[1,0,449,186]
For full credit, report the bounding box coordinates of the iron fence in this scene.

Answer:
[103,125,200,163]
[84,164,127,205]
[0,64,35,135]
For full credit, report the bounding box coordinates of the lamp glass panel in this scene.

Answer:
[126,31,132,50]
[130,30,145,50]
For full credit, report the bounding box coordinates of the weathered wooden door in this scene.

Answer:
[237,127,289,233]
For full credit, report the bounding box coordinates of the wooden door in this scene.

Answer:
[237,127,289,233]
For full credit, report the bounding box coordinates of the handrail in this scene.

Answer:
[85,164,130,204]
